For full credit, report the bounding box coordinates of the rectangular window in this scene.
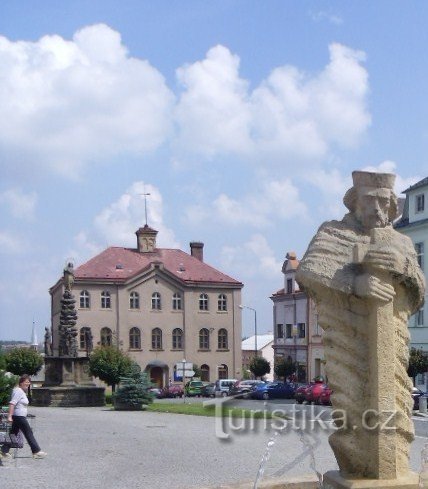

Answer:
[285,324,292,339]
[277,324,284,339]
[298,323,306,339]
[415,242,424,268]
[286,279,293,294]
[417,308,424,326]
[416,194,425,213]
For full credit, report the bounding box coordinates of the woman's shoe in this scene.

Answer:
[33,451,47,459]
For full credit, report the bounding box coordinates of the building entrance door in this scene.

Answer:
[150,366,164,387]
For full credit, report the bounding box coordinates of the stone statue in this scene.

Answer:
[85,329,93,356]
[296,171,425,485]
[44,327,52,356]
[63,262,74,291]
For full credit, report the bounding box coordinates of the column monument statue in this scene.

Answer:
[296,171,425,488]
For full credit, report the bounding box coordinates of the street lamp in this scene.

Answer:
[239,305,258,356]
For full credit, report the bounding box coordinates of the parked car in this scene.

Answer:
[215,379,238,397]
[305,383,328,404]
[412,387,426,410]
[201,383,216,397]
[160,384,184,398]
[294,383,313,404]
[185,380,204,397]
[250,381,295,400]
[229,380,265,398]
[319,386,333,406]
[148,387,162,398]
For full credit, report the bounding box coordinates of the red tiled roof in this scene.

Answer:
[74,247,242,286]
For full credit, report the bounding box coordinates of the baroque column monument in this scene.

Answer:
[296,171,425,489]
[32,263,104,407]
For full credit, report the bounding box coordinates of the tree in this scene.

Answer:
[408,347,428,383]
[4,347,43,376]
[274,357,295,381]
[113,364,154,410]
[89,346,134,393]
[249,356,271,379]
[0,370,18,406]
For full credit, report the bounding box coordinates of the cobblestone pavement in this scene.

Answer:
[1,405,426,489]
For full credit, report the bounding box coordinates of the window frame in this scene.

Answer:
[100,327,112,346]
[172,292,182,311]
[151,327,163,350]
[80,290,90,309]
[416,193,425,213]
[199,328,210,350]
[415,242,424,269]
[129,291,140,310]
[218,328,228,349]
[79,326,91,350]
[129,327,141,349]
[217,294,227,312]
[151,292,161,310]
[298,322,306,339]
[172,328,183,350]
[199,293,209,311]
[101,291,111,309]
[285,324,292,339]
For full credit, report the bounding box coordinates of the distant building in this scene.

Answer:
[49,225,243,387]
[394,176,428,389]
[270,251,325,383]
[241,334,274,381]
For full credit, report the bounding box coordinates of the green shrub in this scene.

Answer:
[113,368,154,409]
[4,348,43,376]
[0,371,18,406]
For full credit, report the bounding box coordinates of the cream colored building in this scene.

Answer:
[242,334,274,381]
[270,251,325,382]
[50,225,243,387]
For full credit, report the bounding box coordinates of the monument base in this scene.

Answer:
[32,385,105,407]
[31,356,105,407]
[323,471,419,489]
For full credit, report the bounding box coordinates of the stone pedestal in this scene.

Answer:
[323,471,419,489]
[32,356,105,407]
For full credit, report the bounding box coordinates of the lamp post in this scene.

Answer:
[239,305,258,356]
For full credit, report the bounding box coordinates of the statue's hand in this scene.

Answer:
[354,274,395,302]
[363,248,400,273]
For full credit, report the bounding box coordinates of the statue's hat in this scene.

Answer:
[352,171,395,189]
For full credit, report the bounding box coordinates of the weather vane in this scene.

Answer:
[140,187,151,226]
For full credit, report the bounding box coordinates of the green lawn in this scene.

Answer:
[147,401,279,418]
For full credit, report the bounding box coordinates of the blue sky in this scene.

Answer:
[1,1,427,341]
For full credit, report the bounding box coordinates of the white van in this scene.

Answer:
[215,379,238,397]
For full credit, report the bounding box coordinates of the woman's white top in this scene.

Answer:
[10,387,29,416]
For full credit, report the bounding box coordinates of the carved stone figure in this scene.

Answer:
[44,327,52,356]
[58,265,78,357]
[63,262,74,291]
[296,171,425,485]
[85,329,93,356]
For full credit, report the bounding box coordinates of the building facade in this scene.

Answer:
[241,334,274,381]
[270,251,325,382]
[50,225,243,387]
[394,177,428,388]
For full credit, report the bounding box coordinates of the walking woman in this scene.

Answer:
[0,374,47,460]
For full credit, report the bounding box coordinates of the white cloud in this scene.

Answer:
[187,178,307,228]
[0,24,174,177]
[0,188,38,219]
[0,231,25,254]
[175,45,253,156]
[310,10,344,25]
[175,43,370,163]
[220,235,282,279]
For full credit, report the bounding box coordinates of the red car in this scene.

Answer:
[305,383,328,404]
[319,386,332,406]
[159,384,184,398]
[295,383,313,404]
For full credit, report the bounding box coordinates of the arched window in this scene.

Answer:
[172,293,182,310]
[218,294,227,311]
[200,364,210,382]
[129,292,140,309]
[218,328,228,349]
[172,328,183,350]
[152,328,162,350]
[129,327,141,349]
[80,290,90,309]
[199,328,210,350]
[218,364,228,379]
[100,327,112,346]
[199,293,209,311]
[152,292,161,310]
[101,291,111,309]
[79,327,91,350]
